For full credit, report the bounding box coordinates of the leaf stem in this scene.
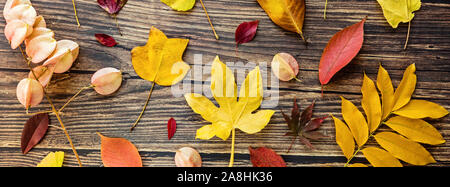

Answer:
[72,0,81,27]
[19,46,83,167]
[293,77,302,83]
[130,82,156,131]
[404,21,411,50]
[113,14,122,36]
[287,136,297,153]
[58,85,93,113]
[324,0,328,19]
[229,128,236,167]
[199,0,219,40]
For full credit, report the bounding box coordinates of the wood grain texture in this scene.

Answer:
[0,0,449,167]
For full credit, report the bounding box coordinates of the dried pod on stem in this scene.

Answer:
[16,78,44,110]
[174,147,202,167]
[271,53,300,82]
[91,67,123,95]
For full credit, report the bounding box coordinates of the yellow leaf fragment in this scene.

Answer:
[377,0,421,29]
[257,0,306,40]
[385,116,445,145]
[362,147,402,167]
[348,163,368,167]
[340,97,369,147]
[374,132,436,165]
[161,0,196,11]
[376,64,394,120]
[131,26,190,86]
[332,115,355,160]
[361,73,382,133]
[392,64,416,111]
[37,151,64,167]
[393,99,449,119]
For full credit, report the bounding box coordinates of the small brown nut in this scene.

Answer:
[174,147,202,167]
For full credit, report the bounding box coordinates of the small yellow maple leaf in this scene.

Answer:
[130,27,190,130]
[37,151,64,167]
[184,56,275,167]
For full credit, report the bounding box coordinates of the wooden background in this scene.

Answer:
[0,0,449,167]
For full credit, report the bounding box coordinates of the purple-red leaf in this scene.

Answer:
[235,20,259,47]
[95,34,118,47]
[304,116,328,132]
[319,17,366,86]
[97,0,128,15]
[300,100,315,127]
[167,117,176,140]
[21,113,49,154]
[249,147,286,167]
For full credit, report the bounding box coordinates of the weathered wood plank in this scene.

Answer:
[0,0,449,167]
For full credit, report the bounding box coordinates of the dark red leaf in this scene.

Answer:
[95,34,118,47]
[167,117,176,140]
[304,116,328,132]
[235,20,259,47]
[298,136,314,149]
[319,17,366,86]
[21,113,49,154]
[97,0,128,14]
[300,100,315,127]
[249,147,286,167]
[303,131,328,140]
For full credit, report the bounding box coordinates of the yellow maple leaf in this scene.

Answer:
[130,27,190,130]
[184,56,275,167]
[37,151,64,167]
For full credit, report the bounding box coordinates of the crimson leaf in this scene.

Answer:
[21,113,49,154]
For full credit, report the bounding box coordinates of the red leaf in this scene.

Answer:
[319,17,366,85]
[97,0,128,14]
[167,117,176,140]
[235,20,259,47]
[97,132,142,167]
[249,147,286,167]
[21,113,49,154]
[95,34,118,47]
[304,116,328,132]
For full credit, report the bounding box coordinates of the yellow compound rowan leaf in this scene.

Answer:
[392,63,416,111]
[348,163,368,167]
[377,0,421,29]
[374,132,436,165]
[37,151,64,167]
[362,147,402,167]
[184,56,275,167]
[385,116,445,145]
[332,115,355,160]
[361,73,382,133]
[376,64,394,120]
[340,97,369,147]
[393,99,449,119]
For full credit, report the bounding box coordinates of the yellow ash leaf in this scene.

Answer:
[332,115,355,160]
[385,116,445,145]
[348,163,368,167]
[377,0,421,28]
[392,63,416,111]
[161,0,196,11]
[374,132,436,165]
[257,0,306,40]
[393,99,449,119]
[362,147,402,167]
[340,97,369,147]
[185,56,274,140]
[131,26,190,86]
[376,64,394,120]
[361,73,382,133]
[37,151,64,167]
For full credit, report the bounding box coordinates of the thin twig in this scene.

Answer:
[229,128,236,167]
[323,0,328,19]
[199,0,219,40]
[130,82,156,131]
[404,21,411,50]
[72,0,81,27]
[19,46,83,167]
[58,85,93,112]
[113,14,123,36]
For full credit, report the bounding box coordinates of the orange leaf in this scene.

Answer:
[97,132,142,167]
